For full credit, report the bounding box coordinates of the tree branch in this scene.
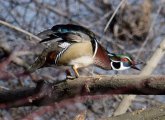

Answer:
[0,75,165,109]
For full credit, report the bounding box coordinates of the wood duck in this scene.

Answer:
[28,24,111,78]
[108,53,141,71]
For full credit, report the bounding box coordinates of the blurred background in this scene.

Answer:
[0,0,165,119]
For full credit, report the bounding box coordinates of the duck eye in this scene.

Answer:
[122,58,128,62]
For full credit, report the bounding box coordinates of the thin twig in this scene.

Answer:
[104,0,126,32]
[0,20,41,42]
[136,5,162,59]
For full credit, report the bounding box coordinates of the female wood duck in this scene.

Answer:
[28,24,112,78]
[108,53,141,71]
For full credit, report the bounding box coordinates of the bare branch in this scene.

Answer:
[104,0,126,32]
[0,20,41,42]
[0,75,165,108]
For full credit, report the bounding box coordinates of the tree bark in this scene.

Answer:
[0,75,165,108]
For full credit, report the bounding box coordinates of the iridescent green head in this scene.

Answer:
[108,53,141,71]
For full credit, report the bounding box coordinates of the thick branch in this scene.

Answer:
[0,75,165,108]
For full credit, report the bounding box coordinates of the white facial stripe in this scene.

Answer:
[111,59,120,62]
[108,53,114,57]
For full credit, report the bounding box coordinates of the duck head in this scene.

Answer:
[108,53,142,71]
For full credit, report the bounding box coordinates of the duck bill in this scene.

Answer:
[131,66,141,71]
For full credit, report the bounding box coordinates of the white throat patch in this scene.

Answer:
[111,62,130,71]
